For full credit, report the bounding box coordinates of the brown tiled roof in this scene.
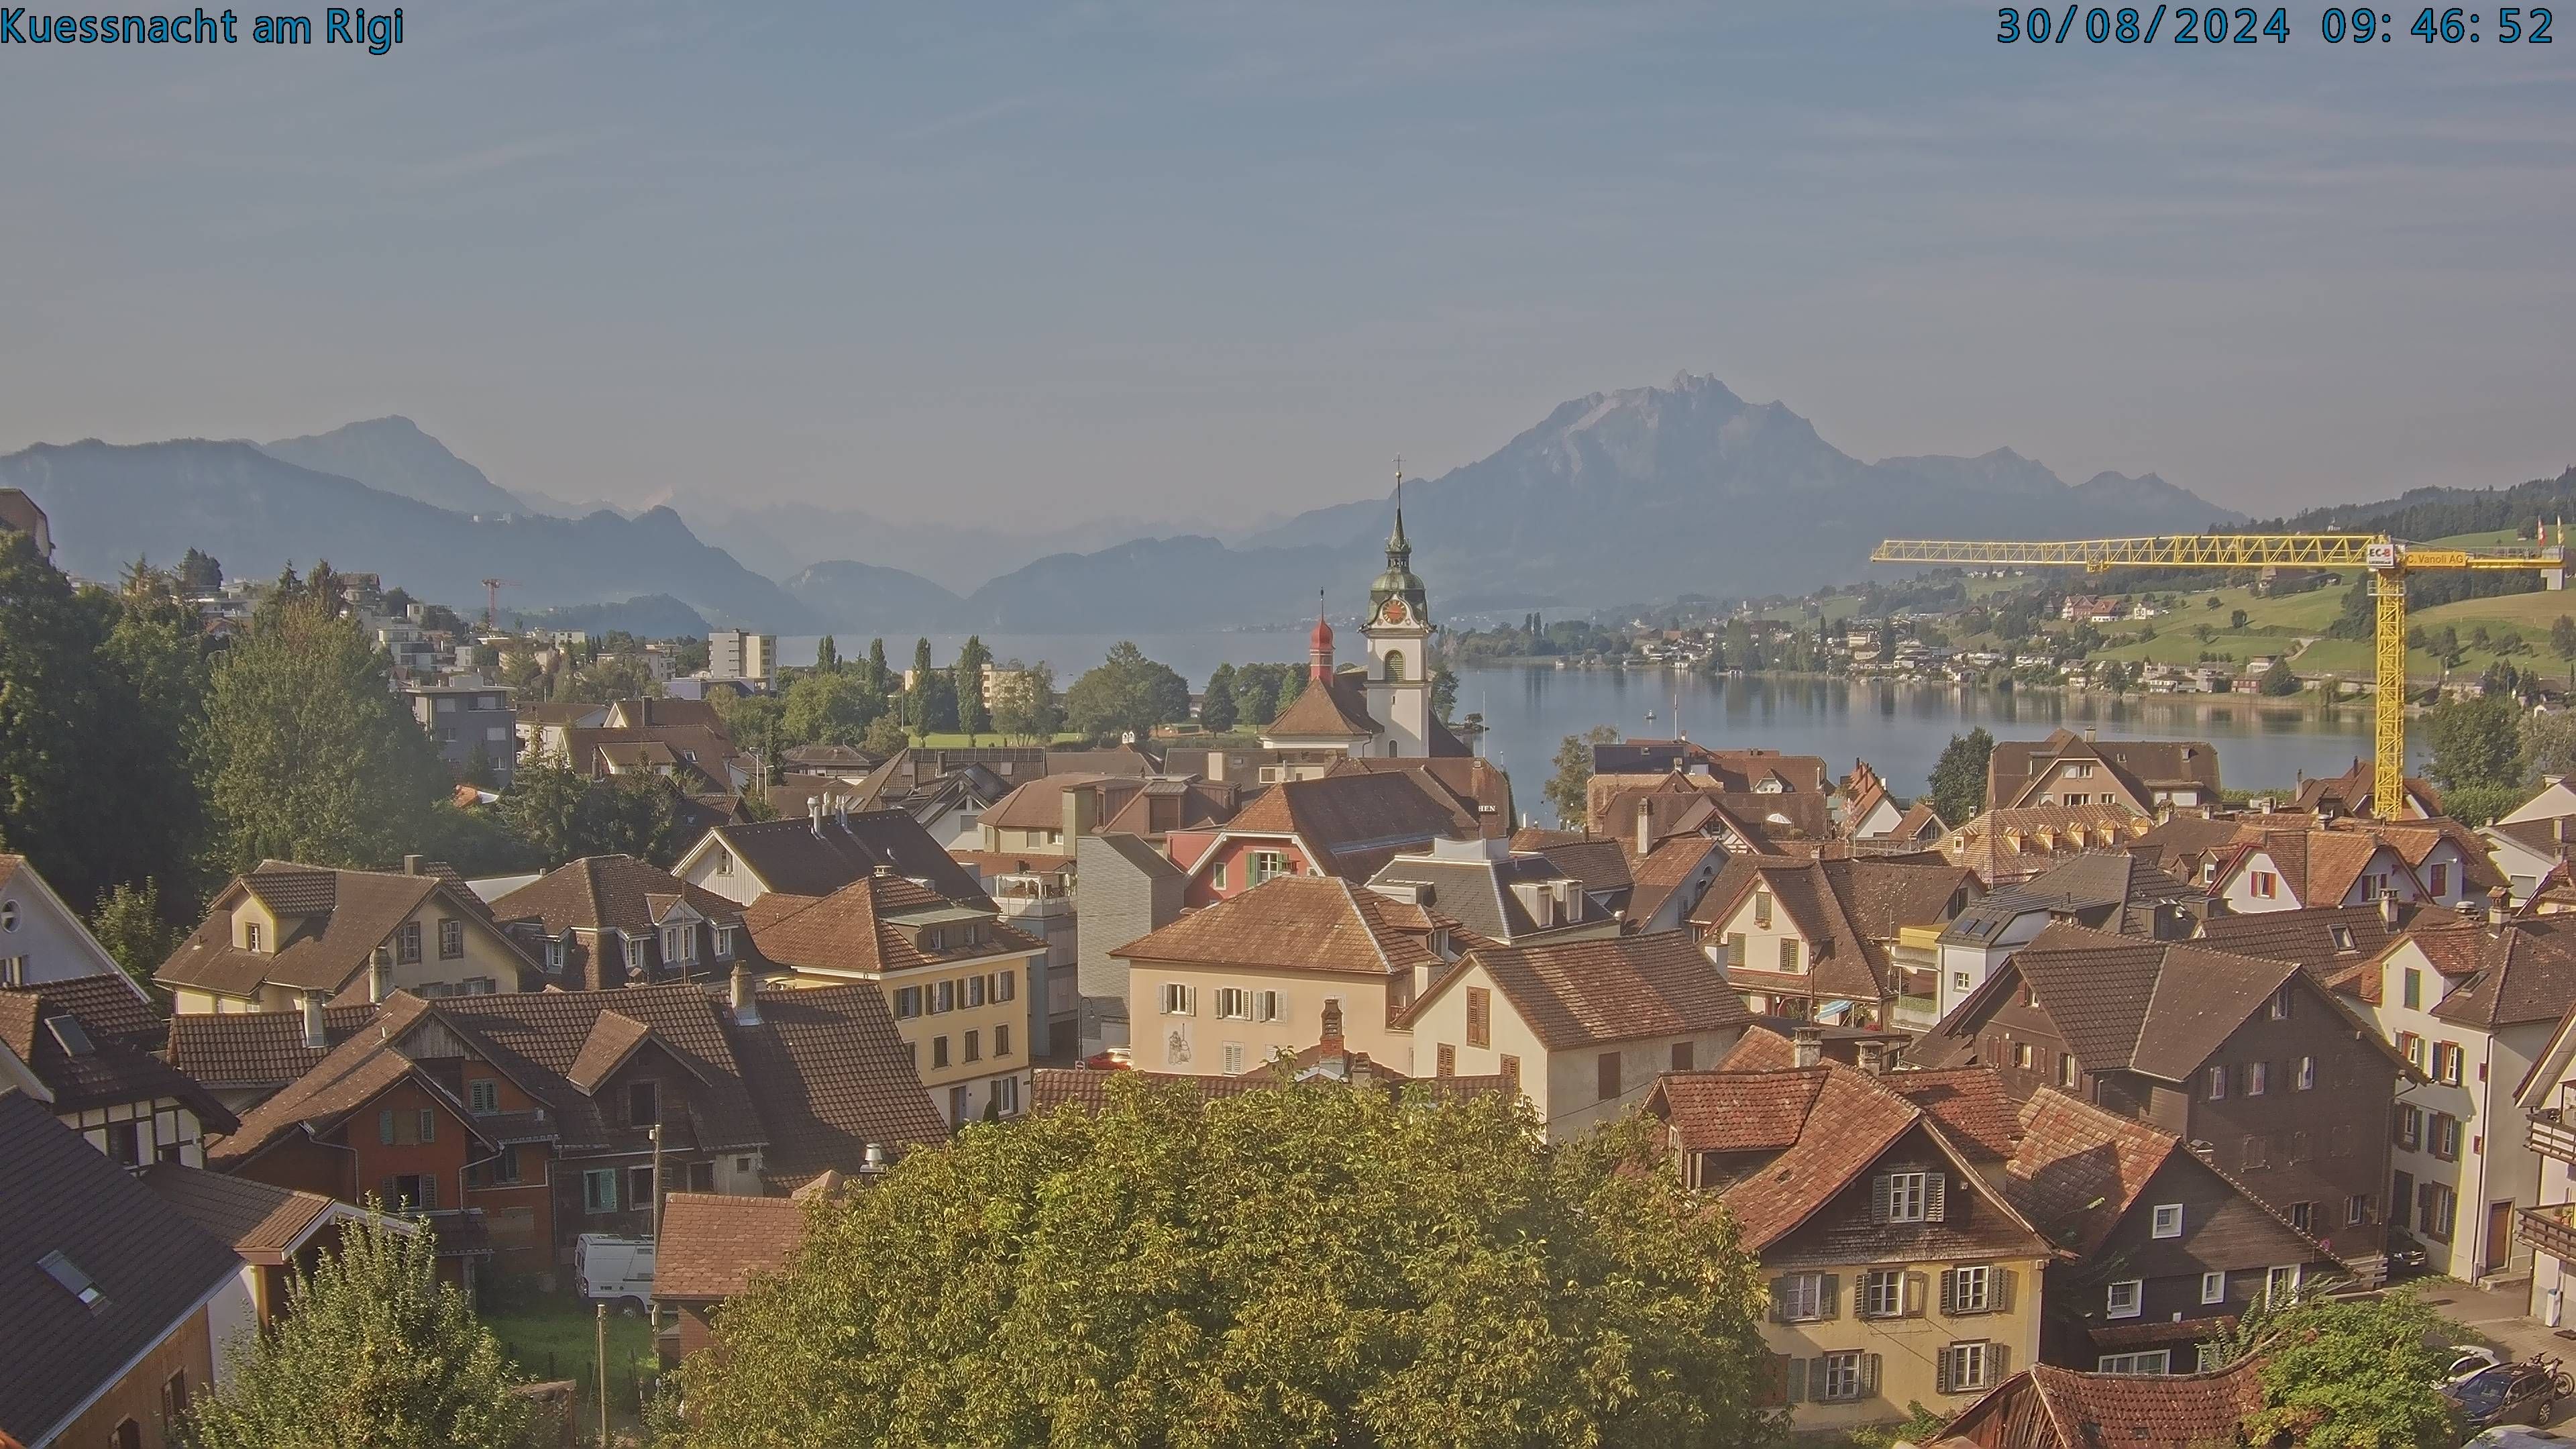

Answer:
[2425,915,2576,1029]
[158,862,535,1000]
[1625,837,1725,922]
[1711,1069,1927,1250]
[1216,770,1474,878]
[1114,875,1440,979]
[0,973,160,1051]
[1694,854,1976,1002]
[1030,1067,1275,1113]
[729,984,947,1188]
[1882,1069,2023,1163]
[1941,1357,2267,1449]
[654,1191,810,1302]
[491,855,743,936]
[2003,1088,2179,1256]
[0,1091,243,1449]
[1941,805,2151,882]
[704,809,991,905]
[166,1003,377,1090]
[2192,901,2429,978]
[1327,757,1515,839]
[566,1011,656,1093]
[1917,923,2373,1086]
[1987,729,2222,810]
[1428,931,1752,1049]
[138,1162,346,1265]
[0,979,236,1130]
[1509,832,1633,896]
[1650,1066,1829,1154]
[1265,674,1380,739]
[744,873,1041,979]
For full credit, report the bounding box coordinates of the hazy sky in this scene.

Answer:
[3,1,2569,525]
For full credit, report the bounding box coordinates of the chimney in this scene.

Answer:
[402,853,424,875]
[2083,725,2098,744]
[2379,890,2400,928]
[2186,1138,2217,1164]
[809,796,826,837]
[1319,996,1345,1052]
[369,948,392,1003]
[1635,798,1653,857]
[301,991,327,1049]
[836,793,850,830]
[1790,1026,1823,1069]
[872,863,893,879]
[730,960,759,1025]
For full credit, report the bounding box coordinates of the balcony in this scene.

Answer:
[2521,1203,2576,1264]
[2529,1107,2576,1164]
[993,874,1072,922]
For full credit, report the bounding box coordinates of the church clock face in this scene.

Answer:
[1381,600,1408,624]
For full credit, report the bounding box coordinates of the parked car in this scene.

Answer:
[2465,1430,2576,1448]
[2450,1346,2512,1386]
[574,1233,655,1310]
[2445,1357,2572,1433]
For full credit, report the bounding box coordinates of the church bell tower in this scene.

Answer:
[1362,462,1432,755]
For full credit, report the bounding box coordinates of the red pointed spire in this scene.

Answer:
[1309,591,1334,682]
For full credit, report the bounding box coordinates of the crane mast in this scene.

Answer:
[1871,533,2568,818]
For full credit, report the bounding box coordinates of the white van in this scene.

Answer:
[574,1233,655,1309]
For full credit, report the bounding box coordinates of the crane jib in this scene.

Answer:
[1868,533,2569,821]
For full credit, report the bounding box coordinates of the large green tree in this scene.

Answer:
[1927,727,1996,826]
[674,1079,1778,1448]
[203,580,453,871]
[954,635,994,736]
[780,667,885,747]
[1542,724,1621,828]
[0,539,211,909]
[1198,661,1240,731]
[2420,694,2524,794]
[1063,641,1191,742]
[2222,1289,2457,1449]
[190,1214,532,1449]
[501,750,693,869]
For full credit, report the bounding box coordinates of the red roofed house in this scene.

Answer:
[156,857,539,1016]
[1936,1355,2269,1449]
[1690,853,1982,1030]
[1166,768,1477,908]
[2003,1088,2345,1373]
[1113,874,1454,1079]
[1398,932,1754,1138]
[1642,1034,2051,1434]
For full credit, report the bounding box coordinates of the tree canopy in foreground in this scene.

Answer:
[190,1213,531,1449]
[674,1079,1778,1448]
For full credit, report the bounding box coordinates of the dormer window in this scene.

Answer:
[244,922,262,952]
[714,851,734,877]
[663,926,695,963]
[712,925,736,960]
[546,936,568,973]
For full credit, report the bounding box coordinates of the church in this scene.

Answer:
[1256,496,1475,776]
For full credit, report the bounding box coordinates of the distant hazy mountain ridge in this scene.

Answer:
[256,417,535,518]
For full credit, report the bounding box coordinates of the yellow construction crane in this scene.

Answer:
[1870,533,2570,818]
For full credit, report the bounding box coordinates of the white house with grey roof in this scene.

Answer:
[1933,853,2208,1024]
[1364,836,1615,945]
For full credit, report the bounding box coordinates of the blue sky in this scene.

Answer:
[3,1,2569,525]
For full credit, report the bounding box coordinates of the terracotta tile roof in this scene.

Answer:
[1593,743,1829,794]
[1114,875,1440,979]
[654,1191,810,1301]
[1265,674,1380,739]
[158,861,536,1000]
[2423,914,2576,1029]
[1883,1068,2023,1163]
[1941,1356,2267,1449]
[491,855,742,936]
[2002,1088,2179,1256]
[729,984,948,1188]
[1329,757,1515,837]
[1941,805,2151,883]
[0,973,160,1051]
[1711,1069,1925,1250]
[1625,837,1726,923]
[2192,901,2430,977]
[704,808,992,905]
[1029,1067,1275,1112]
[1694,854,1977,1002]
[1217,770,1475,878]
[0,1091,243,1449]
[1987,729,2222,810]
[138,1161,347,1265]
[166,1003,377,1090]
[0,979,236,1130]
[566,1011,655,1093]
[1432,931,1752,1049]
[432,986,763,1152]
[743,873,1041,979]
[1650,1066,1829,1154]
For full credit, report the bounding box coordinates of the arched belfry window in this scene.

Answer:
[1384,651,1405,682]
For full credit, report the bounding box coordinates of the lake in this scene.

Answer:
[778,633,2390,825]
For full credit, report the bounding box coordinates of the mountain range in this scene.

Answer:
[0,378,2244,635]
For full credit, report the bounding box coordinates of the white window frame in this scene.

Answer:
[1817,1350,1864,1401]
[2151,1203,2184,1239]
[2265,1265,2302,1307]
[1221,1042,1245,1076]
[2201,1271,2227,1305]
[1778,1272,1827,1323]
[1950,1264,1993,1313]
[1250,851,1289,885]
[1886,1171,1930,1224]
[1861,1267,1905,1320]
[1944,1341,1995,1394]
[2106,1279,2143,1319]
[2097,1350,2170,1376]
[1161,983,1195,1016]
[1216,987,1251,1020]
[1257,989,1283,1023]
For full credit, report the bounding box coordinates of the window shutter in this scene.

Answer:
[1768,1277,1788,1324]
[1936,1349,1954,1395]
[1925,1173,1949,1223]
[419,1108,435,1143]
[1990,1344,2011,1382]
[1785,1358,1807,1404]
[378,1110,394,1144]
[1862,1352,1882,1397]
[1756,1354,1788,1408]
[1939,1267,1957,1316]
[378,1177,396,1208]
[421,1177,437,1210]
[1871,1173,1892,1224]
[1820,1273,1841,1320]
[1905,1271,1929,1318]
[1992,1266,2015,1313]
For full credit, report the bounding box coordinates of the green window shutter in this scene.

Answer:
[1862,1352,1882,1397]
[1785,1357,1807,1404]
[1926,1173,1949,1222]
[1989,1343,2011,1382]
[419,1108,435,1143]
[1870,1173,1892,1224]
[1936,1348,1954,1395]
[1768,1277,1788,1324]
[1993,1265,2015,1313]
[1820,1273,1841,1320]
[1939,1268,1957,1316]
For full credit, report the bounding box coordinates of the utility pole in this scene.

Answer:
[594,1302,609,1449]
